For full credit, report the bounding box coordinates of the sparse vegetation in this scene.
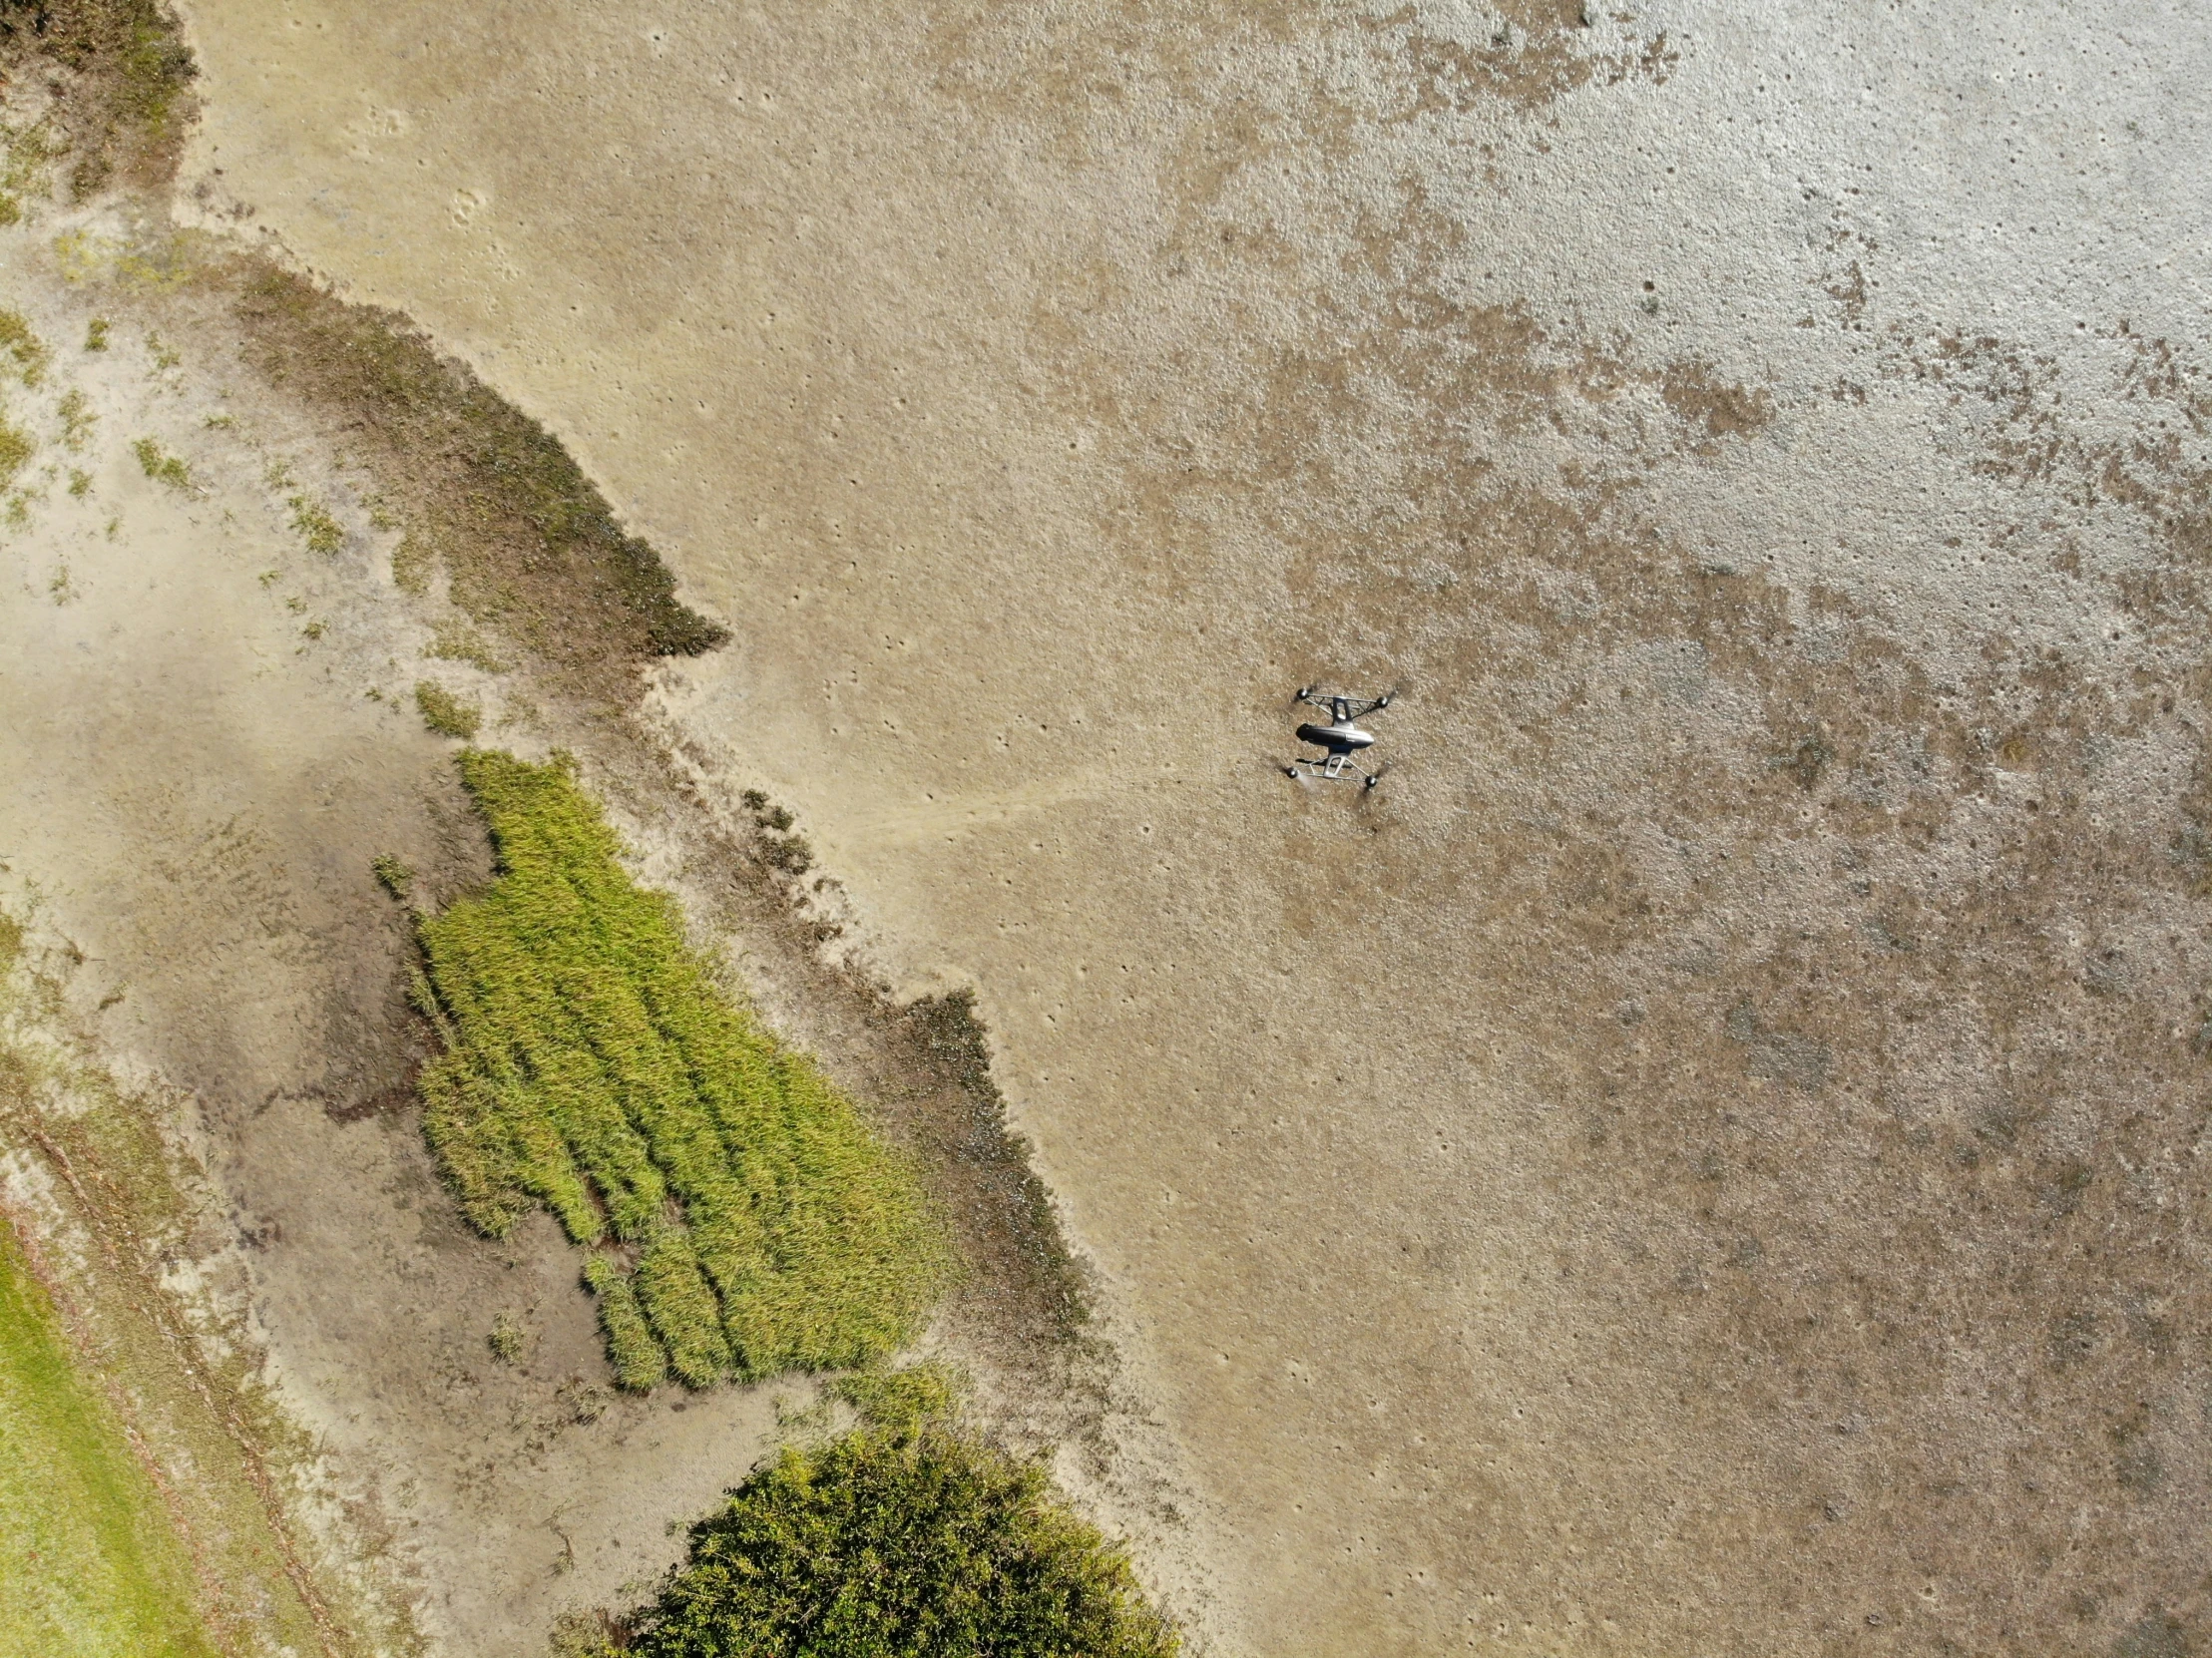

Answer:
[742,791,813,873]
[0,309,50,386]
[287,492,342,556]
[411,752,944,1388]
[59,388,94,451]
[1,926,337,1655]
[426,616,508,672]
[0,0,200,195]
[84,316,110,351]
[760,831,813,875]
[67,467,91,496]
[390,529,433,595]
[413,680,481,740]
[0,118,60,225]
[231,269,728,680]
[371,852,414,900]
[585,1420,1178,1658]
[0,417,33,487]
[130,435,187,489]
[487,1310,526,1365]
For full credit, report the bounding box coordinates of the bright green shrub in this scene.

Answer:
[604,1424,1180,1658]
[414,751,943,1388]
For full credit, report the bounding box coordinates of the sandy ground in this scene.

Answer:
[7,0,2195,1651]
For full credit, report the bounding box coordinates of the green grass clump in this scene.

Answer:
[130,436,187,489]
[0,1219,220,1657]
[583,1254,669,1391]
[371,852,413,900]
[593,1423,1178,1658]
[828,1361,961,1433]
[287,492,342,556]
[413,680,481,740]
[0,309,50,386]
[0,418,32,488]
[488,1310,526,1365]
[414,752,943,1389]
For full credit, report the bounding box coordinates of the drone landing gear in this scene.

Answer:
[1286,756,1383,789]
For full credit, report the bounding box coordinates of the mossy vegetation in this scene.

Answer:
[583,1419,1178,1658]
[412,752,945,1388]
[389,529,433,595]
[413,680,481,740]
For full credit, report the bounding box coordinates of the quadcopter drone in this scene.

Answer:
[1285,686,1396,789]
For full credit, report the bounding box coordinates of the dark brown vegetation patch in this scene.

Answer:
[0,0,196,196]
[228,267,728,691]
[895,989,1090,1346]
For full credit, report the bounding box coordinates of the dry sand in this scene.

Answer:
[9,1,2203,1651]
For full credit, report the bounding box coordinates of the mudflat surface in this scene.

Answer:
[173,4,2212,1653]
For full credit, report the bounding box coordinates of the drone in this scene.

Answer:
[1285,686,1396,789]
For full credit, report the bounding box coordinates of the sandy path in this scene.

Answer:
[173,4,2212,1652]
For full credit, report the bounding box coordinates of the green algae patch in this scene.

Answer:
[414,751,945,1387]
[0,1218,218,1658]
[584,1421,1179,1658]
